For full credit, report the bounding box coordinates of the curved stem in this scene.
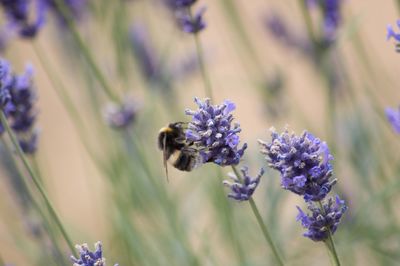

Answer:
[231,166,284,266]
[52,0,119,102]
[317,201,341,266]
[0,112,76,256]
[188,8,214,102]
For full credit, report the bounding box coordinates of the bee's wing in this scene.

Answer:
[162,133,169,182]
[183,147,204,169]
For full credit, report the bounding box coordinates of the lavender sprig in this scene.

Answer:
[260,127,346,265]
[296,195,347,242]
[223,166,264,201]
[0,58,75,256]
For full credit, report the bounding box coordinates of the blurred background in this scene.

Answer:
[0,0,400,265]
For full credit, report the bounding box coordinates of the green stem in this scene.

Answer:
[317,201,341,266]
[0,112,76,256]
[52,0,119,102]
[396,0,400,14]
[32,41,104,168]
[231,166,284,266]
[298,0,318,46]
[188,8,214,102]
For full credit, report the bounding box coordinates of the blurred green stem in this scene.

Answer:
[53,0,119,102]
[188,8,214,102]
[298,0,317,45]
[231,166,284,266]
[317,201,341,266]
[125,131,199,265]
[396,0,400,14]
[298,0,336,149]
[0,112,76,256]
[0,139,67,265]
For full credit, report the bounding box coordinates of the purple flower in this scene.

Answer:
[129,24,159,82]
[0,59,12,108]
[223,166,264,201]
[179,7,206,34]
[323,0,342,39]
[8,64,37,133]
[259,128,336,201]
[296,195,347,241]
[385,106,400,134]
[0,59,39,154]
[307,0,343,43]
[104,98,138,130]
[70,241,118,266]
[387,20,400,42]
[185,97,247,166]
[0,0,46,38]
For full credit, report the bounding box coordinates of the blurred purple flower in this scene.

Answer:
[129,24,159,82]
[0,0,46,38]
[71,241,119,266]
[166,0,197,9]
[387,20,400,42]
[223,166,264,201]
[0,59,12,108]
[259,128,336,201]
[185,97,247,166]
[179,7,206,34]
[0,59,39,154]
[307,0,343,43]
[296,195,347,241]
[385,106,400,134]
[104,98,138,130]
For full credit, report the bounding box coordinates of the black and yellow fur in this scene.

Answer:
[158,122,201,173]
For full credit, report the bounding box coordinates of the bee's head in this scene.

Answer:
[168,122,185,131]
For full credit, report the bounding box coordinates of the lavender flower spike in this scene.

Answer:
[296,195,347,241]
[185,97,247,166]
[70,241,118,266]
[223,166,264,201]
[385,106,400,134]
[259,127,336,201]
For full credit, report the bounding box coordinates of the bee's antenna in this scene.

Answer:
[163,133,169,183]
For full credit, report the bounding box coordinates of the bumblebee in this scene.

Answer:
[158,122,202,180]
